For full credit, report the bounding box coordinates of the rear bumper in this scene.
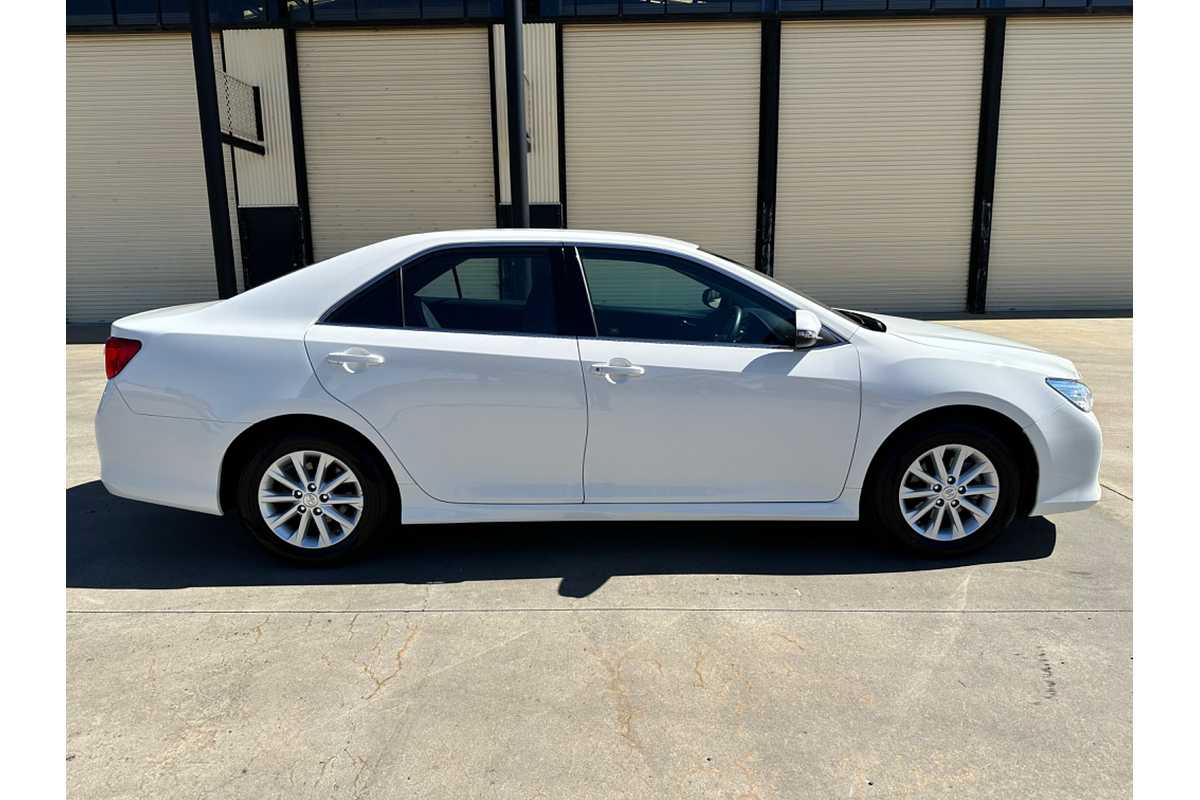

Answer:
[1025,404,1103,517]
[95,382,245,515]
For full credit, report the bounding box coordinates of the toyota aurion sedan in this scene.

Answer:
[96,229,1101,562]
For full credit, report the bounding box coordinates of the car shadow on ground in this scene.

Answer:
[66,480,1056,598]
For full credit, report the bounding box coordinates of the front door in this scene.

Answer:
[574,247,861,503]
[306,245,588,504]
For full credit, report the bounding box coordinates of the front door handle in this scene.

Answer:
[327,347,385,374]
[591,358,645,384]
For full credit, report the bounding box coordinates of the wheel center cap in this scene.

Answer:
[941,487,957,501]
[302,493,319,508]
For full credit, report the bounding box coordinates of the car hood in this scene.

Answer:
[853,311,1079,378]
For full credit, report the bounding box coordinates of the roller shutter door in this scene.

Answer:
[563,23,760,265]
[987,17,1132,311]
[67,33,240,322]
[774,19,983,313]
[298,29,495,262]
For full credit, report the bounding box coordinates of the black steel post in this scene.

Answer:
[189,0,237,298]
[504,0,530,228]
[283,26,315,265]
[754,17,782,276]
[966,16,1006,314]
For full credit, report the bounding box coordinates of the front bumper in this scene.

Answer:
[95,382,246,515]
[1025,403,1103,517]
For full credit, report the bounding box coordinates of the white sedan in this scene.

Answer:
[95,229,1101,562]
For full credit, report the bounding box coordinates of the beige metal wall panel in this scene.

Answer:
[221,28,297,207]
[298,29,495,262]
[493,23,560,205]
[774,19,983,313]
[67,33,239,322]
[988,17,1132,311]
[563,23,760,264]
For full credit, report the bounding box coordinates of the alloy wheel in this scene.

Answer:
[897,444,1000,541]
[257,450,364,549]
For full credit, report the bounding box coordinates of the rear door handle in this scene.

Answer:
[591,358,645,384]
[327,348,385,373]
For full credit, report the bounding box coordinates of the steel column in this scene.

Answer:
[754,18,782,276]
[966,16,1006,314]
[189,0,237,298]
[503,0,530,228]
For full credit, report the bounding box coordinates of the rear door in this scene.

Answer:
[306,245,588,504]
[574,247,861,503]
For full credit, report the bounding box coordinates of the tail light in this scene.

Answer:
[104,337,142,379]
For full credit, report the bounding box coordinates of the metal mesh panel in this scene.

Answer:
[216,68,261,143]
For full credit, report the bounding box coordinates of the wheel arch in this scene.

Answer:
[859,405,1039,520]
[218,414,402,516]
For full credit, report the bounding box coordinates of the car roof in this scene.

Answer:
[380,228,700,251]
[207,229,702,332]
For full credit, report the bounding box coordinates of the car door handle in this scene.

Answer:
[327,348,385,373]
[591,359,645,383]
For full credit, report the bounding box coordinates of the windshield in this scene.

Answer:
[698,248,865,327]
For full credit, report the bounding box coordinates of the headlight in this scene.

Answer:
[1046,378,1094,413]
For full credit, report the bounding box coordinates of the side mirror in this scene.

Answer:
[794,309,822,349]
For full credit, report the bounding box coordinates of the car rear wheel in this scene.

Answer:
[869,422,1019,556]
[236,433,392,563]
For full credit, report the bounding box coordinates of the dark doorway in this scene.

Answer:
[237,205,307,288]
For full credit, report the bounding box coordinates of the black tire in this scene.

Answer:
[236,432,394,564]
[868,420,1020,557]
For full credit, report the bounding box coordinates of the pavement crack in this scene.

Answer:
[1101,482,1133,501]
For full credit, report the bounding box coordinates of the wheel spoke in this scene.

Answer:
[323,506,357,531]
[901,487,936,499]
[288,511,311,545]
[314,453,332,490]
[906,498,937,523]
[928,504,946,538]
[959,498,990,521]
[326,495,363,508]
[962,484,999,497]
[322,470,353,494]
[958,462,991,487]
[932,447,950,483]
[259,493,297,504]
[267,468,302,493]
[948,505,967,538]
[313,514,333,548]
[268,505,299,529]
[290,453,310,487]
[950,446,968,480]
[908,466,938,487]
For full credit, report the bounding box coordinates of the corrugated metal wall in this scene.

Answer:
[67,33,240,322]
[774,19,984,313]
[493,23,560,205]
[297,28,495,262]
[563,23,760,264]
[221,29,297,208]
[987,17,1132,311]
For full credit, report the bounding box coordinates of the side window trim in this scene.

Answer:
[574,244,804,349]
[321,242,589,339]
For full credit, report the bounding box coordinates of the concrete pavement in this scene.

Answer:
[66,317,1132,799]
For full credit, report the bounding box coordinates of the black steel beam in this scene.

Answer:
[966,16,1006,314]
[283,25,315,265]
[503,0,530,228]
[189,0,238,299]
[754,18,781,276]
[488,28,503,226]
[555,22,568,228]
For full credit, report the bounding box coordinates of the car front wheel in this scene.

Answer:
[870,422,1019,556]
